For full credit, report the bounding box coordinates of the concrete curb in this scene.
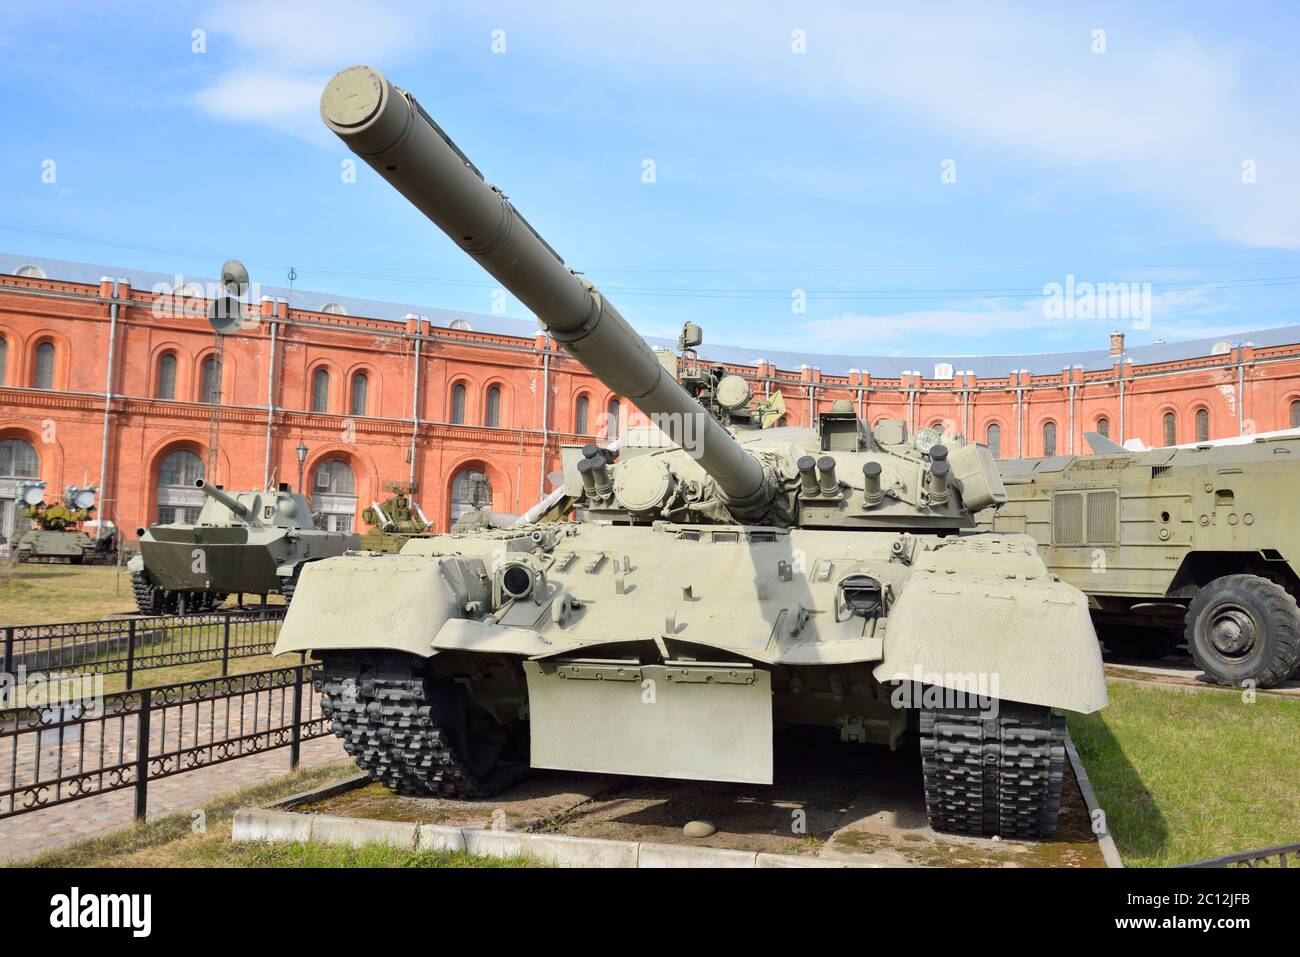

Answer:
[270,773,369,811]
[231,806,873,868]
[1065,730,1124,869]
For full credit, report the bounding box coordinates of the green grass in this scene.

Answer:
[1069,681,1300,867]
[12,761,534,868]
[0,563,139,625]
[0,561,285,628]
[0,562,299,691]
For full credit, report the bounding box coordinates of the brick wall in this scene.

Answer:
[3,273,1299,541]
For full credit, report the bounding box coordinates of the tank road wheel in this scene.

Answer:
[1185,575,1300,688]
[318,653,527,798]
[920,701,1067,840]
[197,592,227,612]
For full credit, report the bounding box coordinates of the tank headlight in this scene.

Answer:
[500,563,534,600]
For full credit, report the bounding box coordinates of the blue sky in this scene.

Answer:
[3,1,1299,358]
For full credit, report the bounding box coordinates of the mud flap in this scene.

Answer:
[523,660,773,784]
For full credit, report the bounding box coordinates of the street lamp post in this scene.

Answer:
[296,441,309,494]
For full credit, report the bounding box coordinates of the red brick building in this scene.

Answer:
[3,254,1300,545]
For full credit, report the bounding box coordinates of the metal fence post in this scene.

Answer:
[134,688,152,822]
[125,619,137,691]
[2,626,13,680]
[290,665,304,771]
[221,615,232,677]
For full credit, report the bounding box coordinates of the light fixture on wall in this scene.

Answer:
[296,440,309,494]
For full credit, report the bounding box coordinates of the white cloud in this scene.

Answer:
[800,286,1239,348]
[491,1,1300,249]
[193,68,327,141]
[191,0,432,138]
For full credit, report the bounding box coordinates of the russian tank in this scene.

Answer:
[12,482,117,565]
[983,431,1300,688]
[358,482,435,552]
[272,66,1107,839]
[128,480,359,615]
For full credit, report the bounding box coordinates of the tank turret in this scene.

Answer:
[195,479,249,519]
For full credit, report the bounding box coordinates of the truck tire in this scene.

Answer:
[1185,575,1300,688]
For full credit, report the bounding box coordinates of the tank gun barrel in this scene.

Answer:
[319,66,767,506]
[195,479,248,518]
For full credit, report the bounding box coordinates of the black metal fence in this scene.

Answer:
[0,664,331,822]
[1,608,287,689]
[1183,842,1299,868]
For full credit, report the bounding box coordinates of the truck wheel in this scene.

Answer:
[1185,575,1300,688]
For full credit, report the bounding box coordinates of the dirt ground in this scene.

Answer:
[1103,653,1300,696]
[293,728,1105,867]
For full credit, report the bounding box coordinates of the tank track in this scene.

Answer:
[920,702,1066,840]
[130,569,166,615]
[279,575,297,605]
[318,654,526,799]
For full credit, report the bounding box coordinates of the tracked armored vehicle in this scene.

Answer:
[984,432,1300,688]
[273,66,1107,839]
[12,482,118,564]
[359,483,434,553]
[129,480,358,614]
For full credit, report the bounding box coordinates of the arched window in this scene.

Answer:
[159,449,204,487]
[312,460,357,531]
[986,423,1001,459]
[1043,421,1057,457]
[156,449,204,523]
[606,398,622,439]
[574,394,590,435]
[1096,416,1110,439]
[0,335,7,386]
[350,372,368,416]
[450,467,492,523]
[200,356,220,403]
[1163,412,1177,447]
[450,382,467,424]
[1195,408,1209,443]
[156,353,177,399]
[485,386,501,427]
[33,341,55,390]
[311,368,330,413]
[313,459,355,495]
[1292,400,1300,429]
[0,438,39,477]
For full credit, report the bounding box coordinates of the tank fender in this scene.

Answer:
[272,553,489,658]
[873,570,1107,714]
[127,553,145,574]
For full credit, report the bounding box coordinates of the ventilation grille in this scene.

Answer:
[1053,492,1084,545]
[1086,490,1118,544]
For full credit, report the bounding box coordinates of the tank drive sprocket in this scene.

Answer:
[919,701,1066,840]
[131,569,177,615]
[317,653,527,798]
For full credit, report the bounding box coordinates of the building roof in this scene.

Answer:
[5,250,1298,377]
